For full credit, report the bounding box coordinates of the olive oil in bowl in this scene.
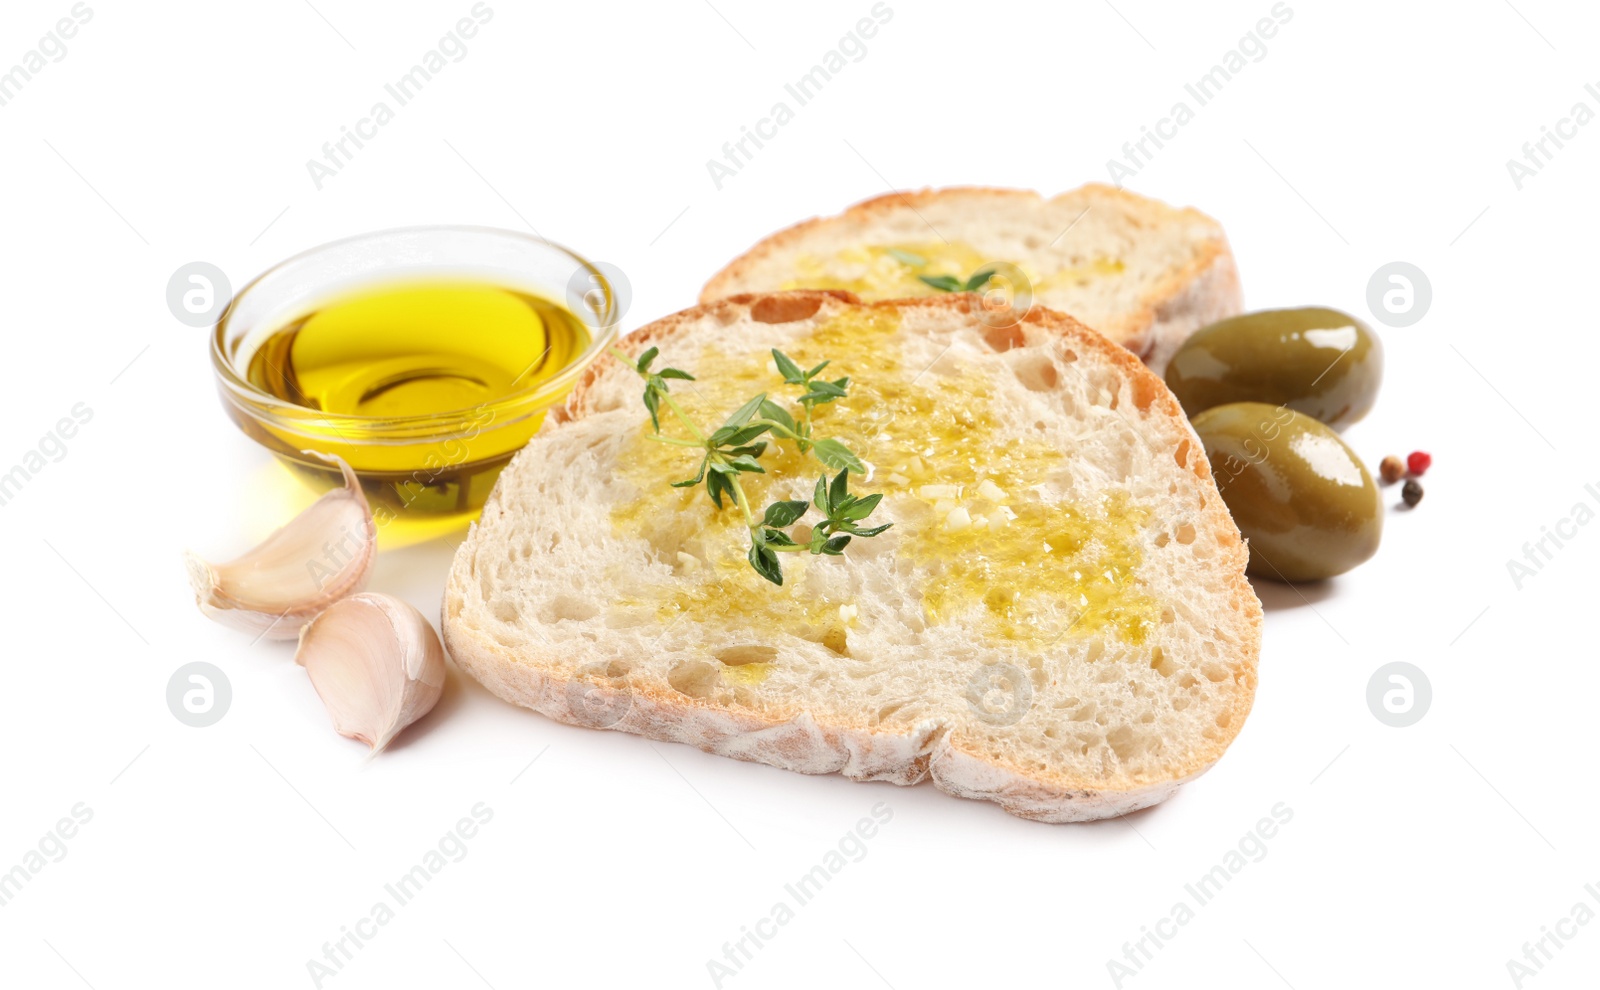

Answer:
[212,227,618,534]
[247,282,587,420]
[232,280,592,523]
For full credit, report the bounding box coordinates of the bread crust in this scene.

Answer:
[444,291,1261,823]
[697,184,1243,374]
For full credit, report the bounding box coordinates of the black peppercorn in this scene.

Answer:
[1401,479,1423,508]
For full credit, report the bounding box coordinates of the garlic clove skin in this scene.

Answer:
[185,452,376,639]
[295,592,447,753]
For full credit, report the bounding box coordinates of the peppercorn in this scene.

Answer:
[1379,455,1406,485]
[1402,479,1423,507]
[1407,451,1432,476]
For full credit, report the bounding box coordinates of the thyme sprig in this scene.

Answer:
[610,345,891,586]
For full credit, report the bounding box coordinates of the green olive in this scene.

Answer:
[1166,308,1382,431]
[1191,402,1381,582]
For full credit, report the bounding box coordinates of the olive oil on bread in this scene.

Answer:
[611,308,1160,649]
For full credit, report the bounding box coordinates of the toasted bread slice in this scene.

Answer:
[700,185,1242,373]
[443,291,1260,822]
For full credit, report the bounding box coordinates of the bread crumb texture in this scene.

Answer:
[444,293,1261,822]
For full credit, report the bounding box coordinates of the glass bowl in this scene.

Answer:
[211,226,619,524]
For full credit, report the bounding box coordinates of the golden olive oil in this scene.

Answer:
[780,241,1126,300]
[242,280,590,523]
[611,309,1159,649]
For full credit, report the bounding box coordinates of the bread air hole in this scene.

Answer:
[668,660,722,700]
[749,294,824,324]
[982,324,1026,352]
[1106,725,1140,763]
[540,594,600,623]
[714,645,778,666]
[1149,646,1178,678]
[1010,353,1059,392]
[820,625,850,657]
[1130,375,1161,413]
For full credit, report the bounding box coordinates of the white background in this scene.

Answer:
[2,1,1597,987]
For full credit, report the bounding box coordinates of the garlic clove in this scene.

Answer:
[185,452,376,639]
[295,592,446,753]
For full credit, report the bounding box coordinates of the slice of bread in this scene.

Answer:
[700,185,1243,374]
[442,291,1261,822]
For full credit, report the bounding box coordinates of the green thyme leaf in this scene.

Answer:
[642,386,662,432]
[710,423,771,447]
[806,360,831,378]
[886,248,927,267]
[726,454,765,473]
[771,349,805,384]
[761,528,799,547]
[964,268,998,292]
[847,522,893,538]
[827,468,849,513]
[821,534,852,555]
[762,499,810,528]
[672,456,709,488]
[917,274,965,292]
[748,542,783,585]
[811,439,865,474]
[838,492,882,521]
[757,399,795,434]
[636,346,659,373]
[800,381,849,405]
[657,367,695,381]
[722,394,767,430]
[706,469,734,509]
